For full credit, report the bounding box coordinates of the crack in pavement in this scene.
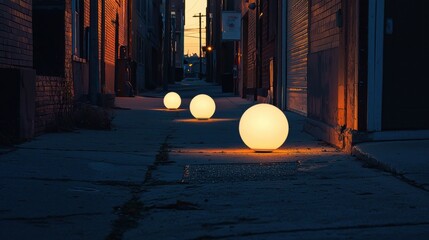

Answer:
[105,135,173,240]
[144,138,172,185]
[1,176,143,188]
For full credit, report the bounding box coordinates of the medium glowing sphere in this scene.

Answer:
[163,92,181,110]
[239,103,289,152]
[190,94,216,120]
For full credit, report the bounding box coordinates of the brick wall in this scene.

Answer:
[260,0,276,90]
[65,0,74,95]
[307,0,342,126]
[246,8,256,89]
[84,0,90,27]
[242,0,276,100]
[0,0,33,68]
[309,0,341,53]
[105,0,126,64]
[104,0,126,94]
[105,0,117,65]
[32,0,73,134]
[35,75,69,134]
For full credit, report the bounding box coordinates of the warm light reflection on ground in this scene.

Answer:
[171,147,338,155]
[150,108,188,112]
[174,118,238,123]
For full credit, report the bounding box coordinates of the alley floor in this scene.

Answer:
[1,83,429,239]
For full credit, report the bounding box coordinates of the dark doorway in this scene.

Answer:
[242,12,248,98]
[382,0,429,130]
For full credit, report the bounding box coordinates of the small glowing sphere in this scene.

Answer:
[239,103,289,152]
[163,92,181,110]
[190,94,216,120]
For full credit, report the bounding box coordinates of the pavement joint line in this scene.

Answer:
[13,146,151,155]
[171,149,340,154]
[1,212,104,222]
[1,176,143,188]
[194,221,429,239]
[0,147,16,155]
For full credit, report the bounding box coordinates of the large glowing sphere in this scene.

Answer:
[239,103,289,152]
[163,92,181,110]
[190,94,216,120]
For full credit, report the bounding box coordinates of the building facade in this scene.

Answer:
[0,0,134,140]
[32,0,128,129]
[207,0,241,92]
[304,0,429,150]
[0,0,182,142]
[240,0,281,102]
[236,0,429,151]
[171,0,185,82]
[129,0,163,92]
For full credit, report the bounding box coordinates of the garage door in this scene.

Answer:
[286,0,308,115]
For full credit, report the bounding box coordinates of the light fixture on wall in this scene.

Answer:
[163,92,181,110]
[190,94,216,120]
[239,103,289,152]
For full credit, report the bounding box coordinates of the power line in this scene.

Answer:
[186,30,206,31]
[192,12,206,79]
[185,28,206,31]
[185,35,207,38]
[185,32,206,35]
[185,31,207,33]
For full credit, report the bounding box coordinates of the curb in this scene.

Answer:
[352,145,399,175]
[0,146,15,155]
[352,145,429,192]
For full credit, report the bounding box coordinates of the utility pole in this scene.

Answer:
[193,13,206,79]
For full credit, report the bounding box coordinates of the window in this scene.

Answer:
[72,0,85,58]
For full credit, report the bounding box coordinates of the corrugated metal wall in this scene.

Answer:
[286,0,308,115]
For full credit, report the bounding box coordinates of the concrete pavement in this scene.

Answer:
[0,96,175,239]
[1,82,429,239]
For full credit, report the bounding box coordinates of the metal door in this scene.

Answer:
[286,0,308,115]
[382,0,429,130]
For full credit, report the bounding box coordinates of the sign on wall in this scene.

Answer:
[222,11,241,41]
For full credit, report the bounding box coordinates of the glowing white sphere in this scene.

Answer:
[163,92,181,109]
[190,94,216,120]
[239,103,289,152]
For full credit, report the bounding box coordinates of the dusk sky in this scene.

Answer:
[184,0,207,56]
